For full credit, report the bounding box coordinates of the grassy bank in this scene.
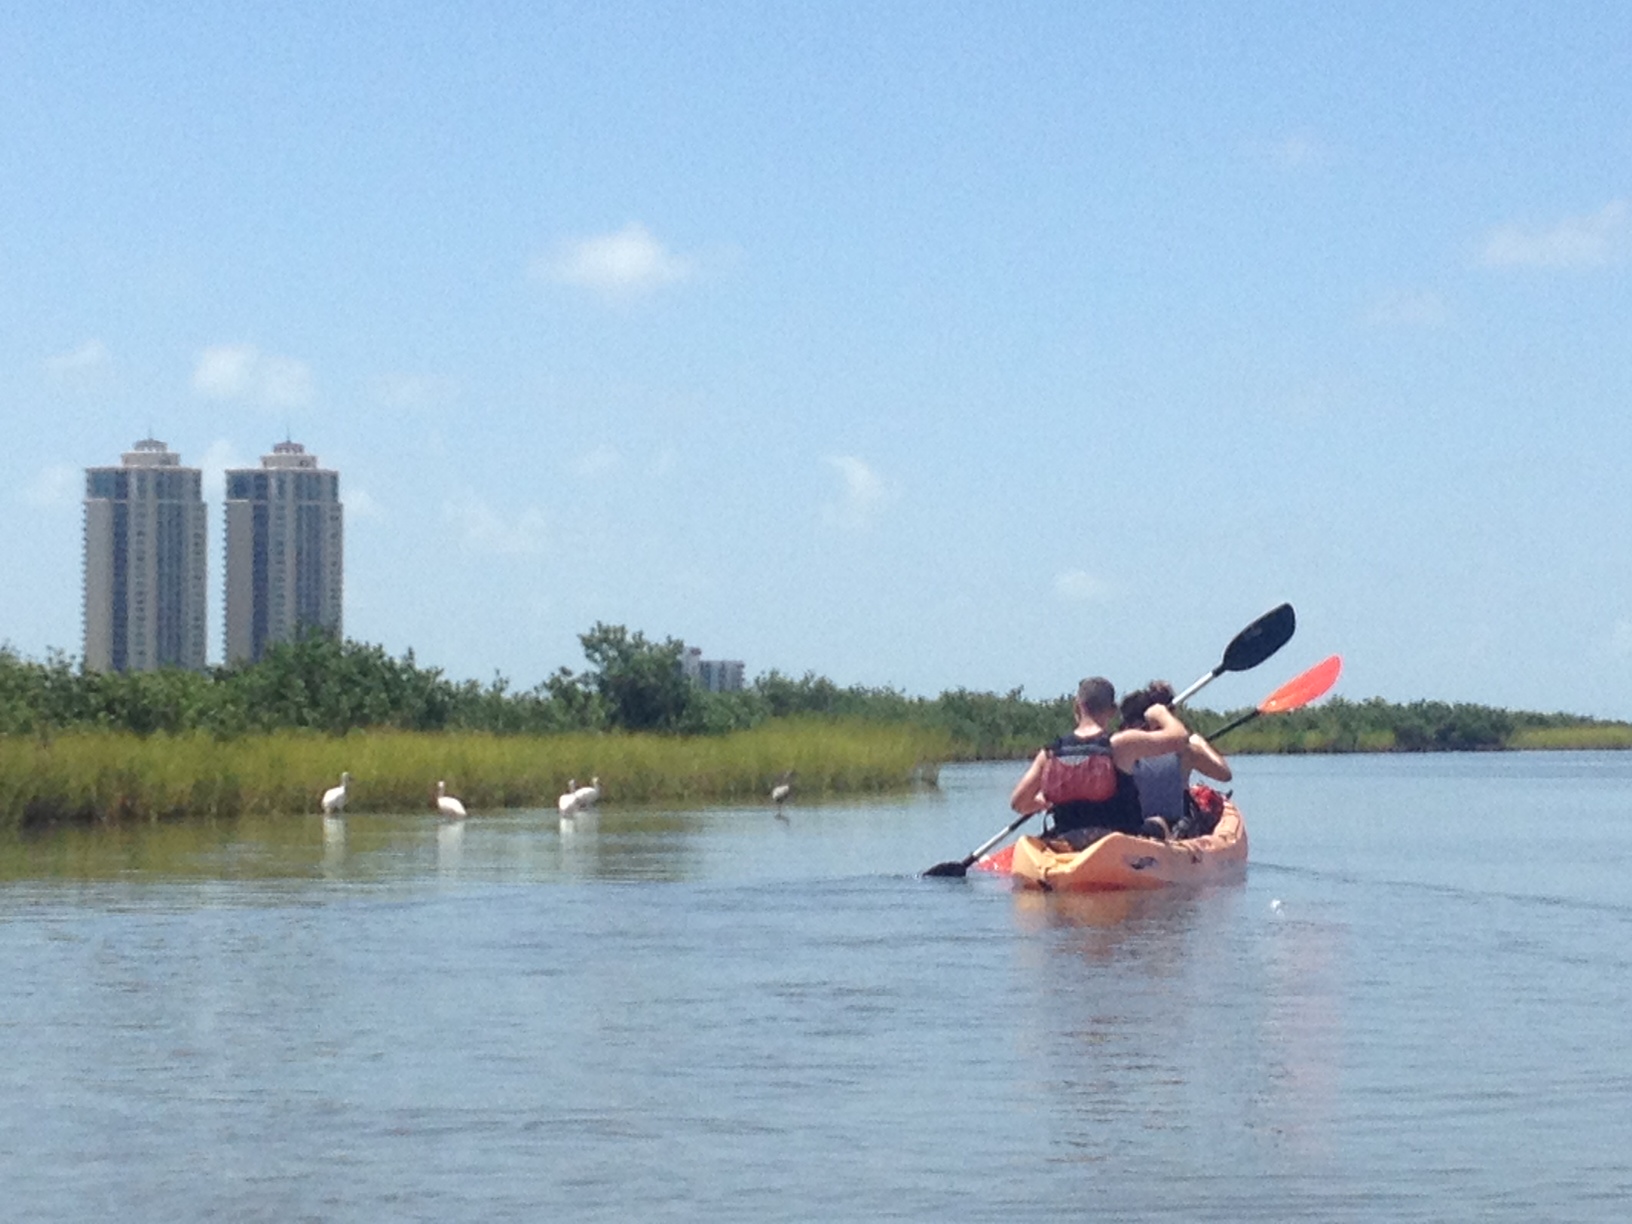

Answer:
[0,719,950,830]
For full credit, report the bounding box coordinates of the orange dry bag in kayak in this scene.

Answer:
[1039,737,1118,805]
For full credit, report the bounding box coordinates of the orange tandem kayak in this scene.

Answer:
[975,800,1247,892]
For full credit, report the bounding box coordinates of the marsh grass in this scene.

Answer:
[0,718,949,830]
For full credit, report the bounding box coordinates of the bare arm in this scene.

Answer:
[1110,703,1189,771]
[1009,750,1049,814]
[1182,732,1232,782]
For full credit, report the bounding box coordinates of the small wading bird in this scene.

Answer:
[321,771,351,816]
[436,779,467,821]
[771,771,794,818]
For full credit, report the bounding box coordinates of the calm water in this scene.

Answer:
[2,754,1630,1221]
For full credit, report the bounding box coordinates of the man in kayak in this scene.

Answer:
[1119,680,1233,839]
[1009,676,1189,849]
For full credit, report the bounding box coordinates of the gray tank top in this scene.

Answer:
[1132,753,1186,820]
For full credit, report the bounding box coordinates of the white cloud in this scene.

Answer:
[22,464,80,508]
[443,493,546,555]
[1364,289,1449,329]
[822,455,888,530]
[1054,570,1109,603]
[192,344,315,407]
[1479,199,1629,269]
[44,339,111,389]
[537,223,695,298]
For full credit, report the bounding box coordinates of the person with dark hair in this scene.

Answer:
[1008,675,1188,849]
[1118,679,1233,838]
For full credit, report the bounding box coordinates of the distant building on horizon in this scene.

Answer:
[682,645,746,693]
[223,441,343,665]
[83,438,209,673]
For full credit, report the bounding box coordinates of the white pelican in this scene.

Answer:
[321,771,351,815]
[558,778,580,817]
[436,779,467,821]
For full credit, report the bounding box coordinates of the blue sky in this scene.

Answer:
[3,2,1630,716]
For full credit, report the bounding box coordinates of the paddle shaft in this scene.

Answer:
[1173,669,1221,707]
[940,810,1040,874]
[1205,707,1261,741]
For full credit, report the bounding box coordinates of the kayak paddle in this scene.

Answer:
[1202,654,1342,742]
[921,809,1042,879]
[923,603,1296,879]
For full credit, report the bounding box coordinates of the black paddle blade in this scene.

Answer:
[1219,602,1294,674]
[923,860,970,878]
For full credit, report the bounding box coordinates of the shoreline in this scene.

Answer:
[7,719,1627,832]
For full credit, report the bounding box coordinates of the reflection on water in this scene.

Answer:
[1259,908,1345,1164]
[1012,885,1183,935]
[321,815,346,873]
[0,803,719,887]
[435,819,464,876]
[1009,885,1227,1152]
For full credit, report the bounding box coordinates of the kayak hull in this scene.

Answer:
[979,801,1247,892]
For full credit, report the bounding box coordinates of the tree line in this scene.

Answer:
[1,624,1626,754]
[1194,694,1632,753]
[0,624,1062,753]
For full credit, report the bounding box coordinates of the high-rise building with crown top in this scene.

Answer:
[223,441,344,664]
[83,438,209,672]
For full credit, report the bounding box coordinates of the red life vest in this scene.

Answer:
[1039,733,1118,805]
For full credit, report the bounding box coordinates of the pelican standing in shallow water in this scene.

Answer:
[436,780,467,821]
[771,771,793,818]
[321,771,351,815]
[558,778,580,817]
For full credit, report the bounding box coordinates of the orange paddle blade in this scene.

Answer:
[1258,655,1342,714]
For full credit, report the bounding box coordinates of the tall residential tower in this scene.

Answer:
[83,438,209,672]
[223,442,344,664]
